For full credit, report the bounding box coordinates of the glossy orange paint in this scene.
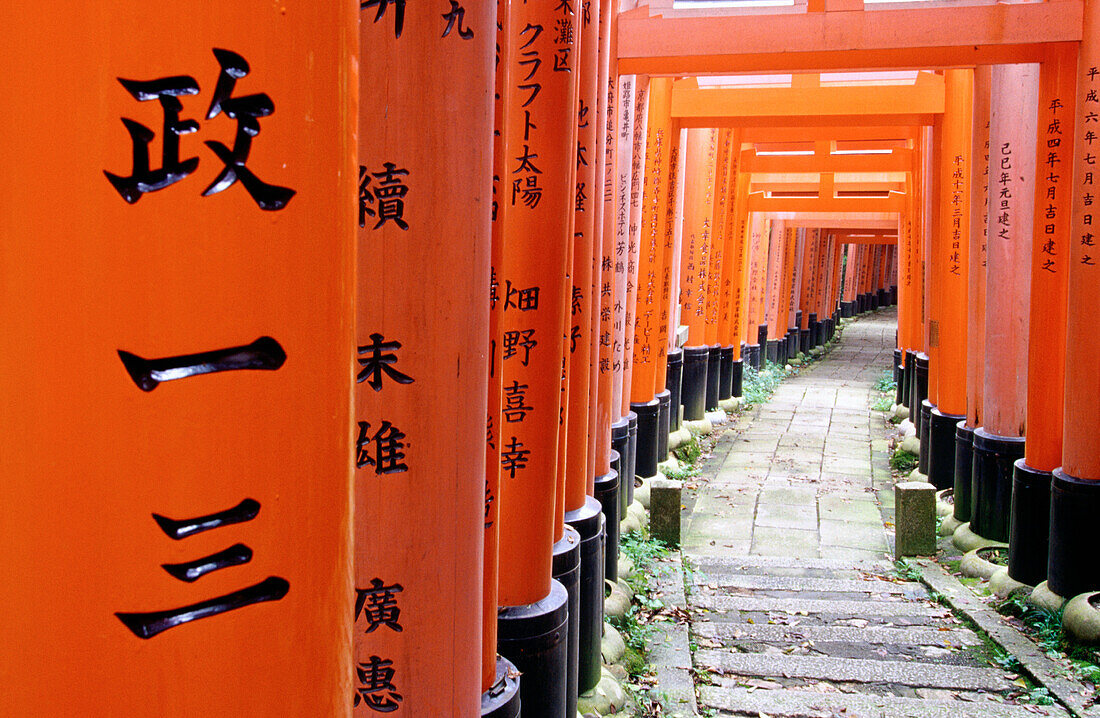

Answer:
[681,128,719,345]
[567,0,602,513]
[0,3,358,714]
[705,129,734,347]
[718,133,749,353]
[933,69,973,417]
[966,66,991,430]
[611,75,637,421]
[497,0,579,607]
[1024,48,1074,472]
[1063,0,1100,480]
[631,77,673,404]
[356,4,495,714]
[655,123,684,391]
[621,76,649,417]
[744,215,771,344]
[984,63,1038,438]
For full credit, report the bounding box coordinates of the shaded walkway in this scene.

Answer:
[681,310,1066,717]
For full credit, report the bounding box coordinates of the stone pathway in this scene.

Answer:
[682,310,1067,717]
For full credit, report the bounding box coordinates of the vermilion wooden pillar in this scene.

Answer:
[703,129,733,409]
[654,122,683,450]
[2,4,356,714]
[743,214,769,369]
[1048,0,1100,597]
[970,62,1039,543]
[717,134,749,401]
[1008,47,1075,588]
[357,5,498,717]
[496,1,579,713]
[484,2,509,703]
[680,128,718,422]
[609,73,638,513]
[926,69,973,492]
[763,221,787,363]
[630,76,672,480]
[594,0,620,585]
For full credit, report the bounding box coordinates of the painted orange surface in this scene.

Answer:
[966,66,991,429]
[983,63,1038,438]
[705,129,734,347]
[681,128,719,346]
[1025,49,1074,472]
[483,0,509,691]
[764,222,786,340]
[800,231,819,329]
[718,134,748,352]
[595,0,619,479]
[1063,0,1100,480]
[0,2,357,714]
[566,0,602,512]
[631,77,672,404]
[621,76,650,416]
[654,122,684,391]
[780,227,800,334]
[356,4,495,714]
[933,69,972,417]
[610,75,637,421]
[497,0,579,607]
[744,215,771,344]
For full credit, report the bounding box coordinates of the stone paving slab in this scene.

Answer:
[688,572,924,597]
[698,686,1070,718]
[694,650,1013,691]
[692,620,982,647]
[691,595,950,618]
[689,554,891,571]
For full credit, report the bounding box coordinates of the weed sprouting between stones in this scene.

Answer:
[741,361,785,407]
[890,447,919,473]
[995,592,1100,686]
[891,558,923,582]
[874,368,897,394]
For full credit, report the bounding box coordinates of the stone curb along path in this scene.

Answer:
[652,310,1075,718]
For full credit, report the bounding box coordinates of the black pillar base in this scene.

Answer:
[799,329,811,354]
[705,345,722,411]
[877,288,887,307]
[481,655,522,718]
[656,389,671,463]
[893,350,904,406]
[811,320,824,348]
[795,310,803,331]
[593,463,619,583]
[776,335,788,367]
[825,318,834,342]
[1008,460,1052,588]
[757,323,769,353]
[497,580,569,718]
[718,346,735,400]
[911,353,929,436]
[1048,468,1100,597]
[841,301,854,318]
[765,339,780,365]
[902,349,915,409]
[953,423,975,522]
[918,400,933,474]
[551,526,581,718]
[746,343,761,371]
[892,348,902,385]
[681,346,708,422]
[786,328,799,362]
[890,285,898,304]
[625,411,638,508]
[666,348,683,432]
[927,408,964,490]
[969,428,1025,543]
[631,399,660,479]
[731,358,744,398]
[566,498,606,695]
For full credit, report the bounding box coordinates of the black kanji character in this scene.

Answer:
[355,578,404,633]
[502,329,537,366]
[362,0,406,39]
[502,380,534,422]
[370,162,410,230]
[504,280,539,311]
[355,656,403,712]
[357,333,414,390]
[356,420,409,474]
[500,437,530,478]
[202,49,296,211]
[442,0,474,39]
[105,76,201,203]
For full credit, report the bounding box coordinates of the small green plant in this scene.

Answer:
[890,447,919,473]
[673,438,702,465]
[1023,686,1055,705]
[662,463,699,482]
[891,559,922,582]
[871,395,894,412]
[874,369,897,394]
[742,361,784,406]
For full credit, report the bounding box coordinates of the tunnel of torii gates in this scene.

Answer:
[4,0,1100,715]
